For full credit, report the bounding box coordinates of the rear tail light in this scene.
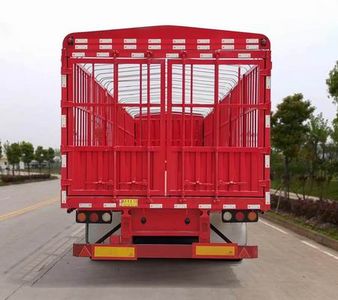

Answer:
[222,210,259,223]
[89,212,99,223]
[235,211,245,222]
[76,211,112,223]
[222,211,232,222]
[102,212,112,222]
[247,211,258,222]
[76,212,87,223]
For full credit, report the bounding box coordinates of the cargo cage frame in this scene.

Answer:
[60,26,271,260]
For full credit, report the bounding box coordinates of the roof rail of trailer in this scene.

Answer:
[62,25,271,60]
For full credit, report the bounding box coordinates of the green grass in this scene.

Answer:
[267,210,338,241]
[272,179,338,201]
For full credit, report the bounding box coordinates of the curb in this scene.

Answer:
[261,213,338,252]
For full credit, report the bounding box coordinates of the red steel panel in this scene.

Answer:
[61,26,271,211]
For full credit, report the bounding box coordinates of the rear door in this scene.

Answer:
[66,58,166,197]
[166,59,266,197]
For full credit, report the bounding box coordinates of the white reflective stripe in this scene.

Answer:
[265,115,271,128]
[150,204,163,208]
[265,155,270,168]
[61,114,67,127]
[75,45,88,50]
[246,38,259,43]
[198,204,211,209]
[238,53,251,58]
[222,44,234,50]
[61,75,67,88]
[200,53,213,58]
[124,38,137,43]
[124,44,137,49]
[166,53,179,58]
[148,39,161,43]
[197,39,210,44]
[99,38,112,43]
[173,45,185,50]
[61,154,67,168]
[72,52,85,57]
[265,192,271,205]
[173,39,185,44]
[174,203,187,209]
[222,38,234,44]
[79,203,92,208]
[131,53,145,58]
[61,190,67,204]
[99,44,112,49]
[96,52,109,57]
[248,204,260,209]
[148,45,161,50]
[266,76,271,89]
[164,170,167,196]
[197,45,210,50]
[103,203,117,208]
[246,44,259,50]
[223,204,236,209]
[75,38,88,43]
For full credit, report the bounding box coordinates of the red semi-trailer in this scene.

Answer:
[60,26,271,260]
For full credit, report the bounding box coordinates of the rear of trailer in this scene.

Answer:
[60,25,271,260]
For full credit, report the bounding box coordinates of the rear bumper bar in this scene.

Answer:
[73,243,258,260]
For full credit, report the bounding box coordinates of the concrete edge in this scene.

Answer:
[261,212,338,252]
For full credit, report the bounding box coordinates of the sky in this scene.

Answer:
[0,0,337,148]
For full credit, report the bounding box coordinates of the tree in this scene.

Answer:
[326,117,338,186]
[305,114,330,199]
[35,146,45,173]
[271,93,315,199]
[54,148,61,158]
[45,147,55,174]
[306,114,330,178]
[20,141,34,175]
[331,116,338,144]
[4,142,22,175]
[326,61,338,104]
[0,141,3,174]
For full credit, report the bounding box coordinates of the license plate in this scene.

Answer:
[119,198,138,207]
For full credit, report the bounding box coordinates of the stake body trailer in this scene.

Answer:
[60,26,271,260]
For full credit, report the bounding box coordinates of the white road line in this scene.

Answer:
[301,240,319,249]
[259,220,289,234]
[322,251,338,260]
[301,240,338,260]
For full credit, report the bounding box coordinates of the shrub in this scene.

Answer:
[271,194,338,226]
[1,174,50,183]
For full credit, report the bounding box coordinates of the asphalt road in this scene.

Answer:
[0,180,337,300]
